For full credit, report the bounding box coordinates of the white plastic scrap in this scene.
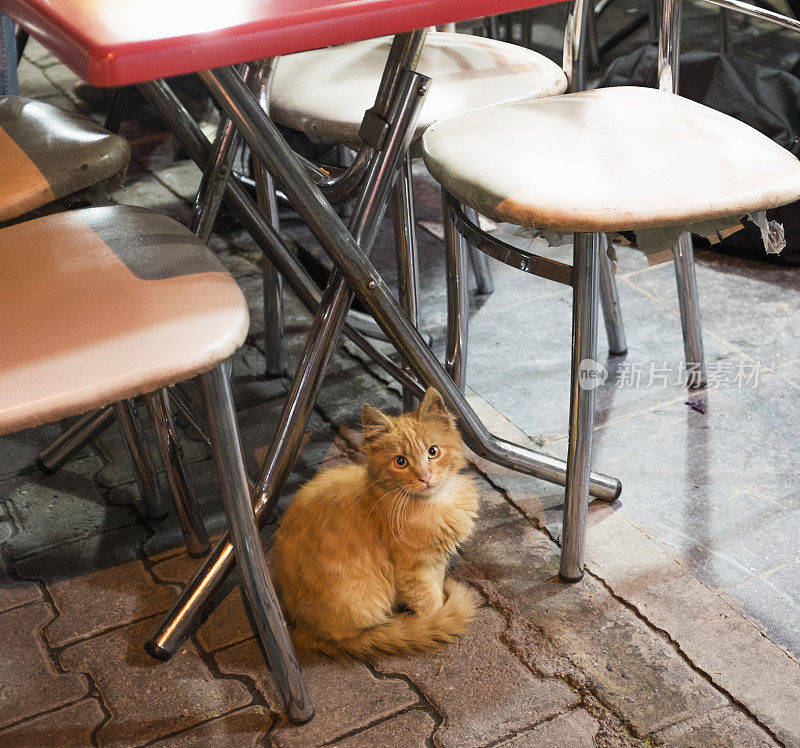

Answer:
[747,211,786,255]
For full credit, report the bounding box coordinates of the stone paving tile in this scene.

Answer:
[461,238,738,444]
[2,461,138,561]
[41,60,80,92]
[655,706,778,748]
[21,39,57,66]
[0,698,106,747]
[0,556,41,614]
[496,709,600,747]
[0,602,88,729]
[15,526,174,647]
[582,372,800,591]
[628,251,800,370]
[113,160,192,217]
[335,709,437,748]
[374,606,577,748]
[151,160,202,202]
[459,516,728,740]
[16,62,57,98]
[149,706,273,747]
[724,559,800,661]
[584,507,800,747]
[59,617,252,746]
[0,420,67,481]
[0,501,14,546]
[214,640,417,746]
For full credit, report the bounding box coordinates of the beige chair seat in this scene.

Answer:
[0,206,249,435]
[421,86,800,233]
[0,97,130,222]
[270,33,568,149]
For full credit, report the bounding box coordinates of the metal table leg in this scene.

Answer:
[147,34,620,659]
[148,37,432,658]
[199,365,313,725]
[139,80,423,398]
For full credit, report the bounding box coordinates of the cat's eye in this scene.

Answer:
[428,446,440,458]
[394,455,407,468]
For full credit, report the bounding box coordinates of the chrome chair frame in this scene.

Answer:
[140,28,621,679]
[437,0,712,580]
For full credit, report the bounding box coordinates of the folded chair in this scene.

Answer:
[0,204,312,722]
[0,96,216,550]
[267,31,570,407]
[420,0,800,579]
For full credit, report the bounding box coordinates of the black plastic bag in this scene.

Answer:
[598,45,800,263]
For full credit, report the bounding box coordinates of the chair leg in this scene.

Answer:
[198,365,314,725]
[392,155,421,411]
[37,406,115,474]
[672,232,707,389]
[103,86,131,133]
[145,389,210,557]
[442,188,469,392]
[254,164,285,378]
[463,206,494,296]
[598,234,627,356]
[113,400,168,520]
[560,232,601,583]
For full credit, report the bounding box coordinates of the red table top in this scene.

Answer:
[1,0,558,87]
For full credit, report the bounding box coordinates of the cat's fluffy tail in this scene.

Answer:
[293,579,481,659]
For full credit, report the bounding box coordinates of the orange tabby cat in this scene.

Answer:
[271,388,481,658]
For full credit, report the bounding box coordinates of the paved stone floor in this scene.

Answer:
[3,17,800,748]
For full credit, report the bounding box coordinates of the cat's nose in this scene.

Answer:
[418,473,433,487]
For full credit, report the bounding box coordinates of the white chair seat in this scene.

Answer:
[421,86,800,232]
[270,33,568,148]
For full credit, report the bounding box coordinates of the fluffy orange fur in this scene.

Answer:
[270,388,481,658]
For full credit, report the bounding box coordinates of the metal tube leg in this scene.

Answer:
[168,386,211,445]
[442,189,469,392]
[145,389,210,557]
[256,168,285,378]
[113,400,168,519]
[194,64,619,501]
[146,47,431,660]
[673,232,707,389]
[248,62,286,379]
[464,207,494,296]
[560,232,601,583]
[598,235,627,356]
[198,366,313,725]
[392,155,421,411]
[139,78,423,397]
[37,406,115,474]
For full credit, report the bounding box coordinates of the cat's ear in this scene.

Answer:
[362,403,393,442]
[418,388,450,422]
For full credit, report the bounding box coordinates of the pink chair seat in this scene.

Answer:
[0,205,249,435]
[0,97,130,222]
